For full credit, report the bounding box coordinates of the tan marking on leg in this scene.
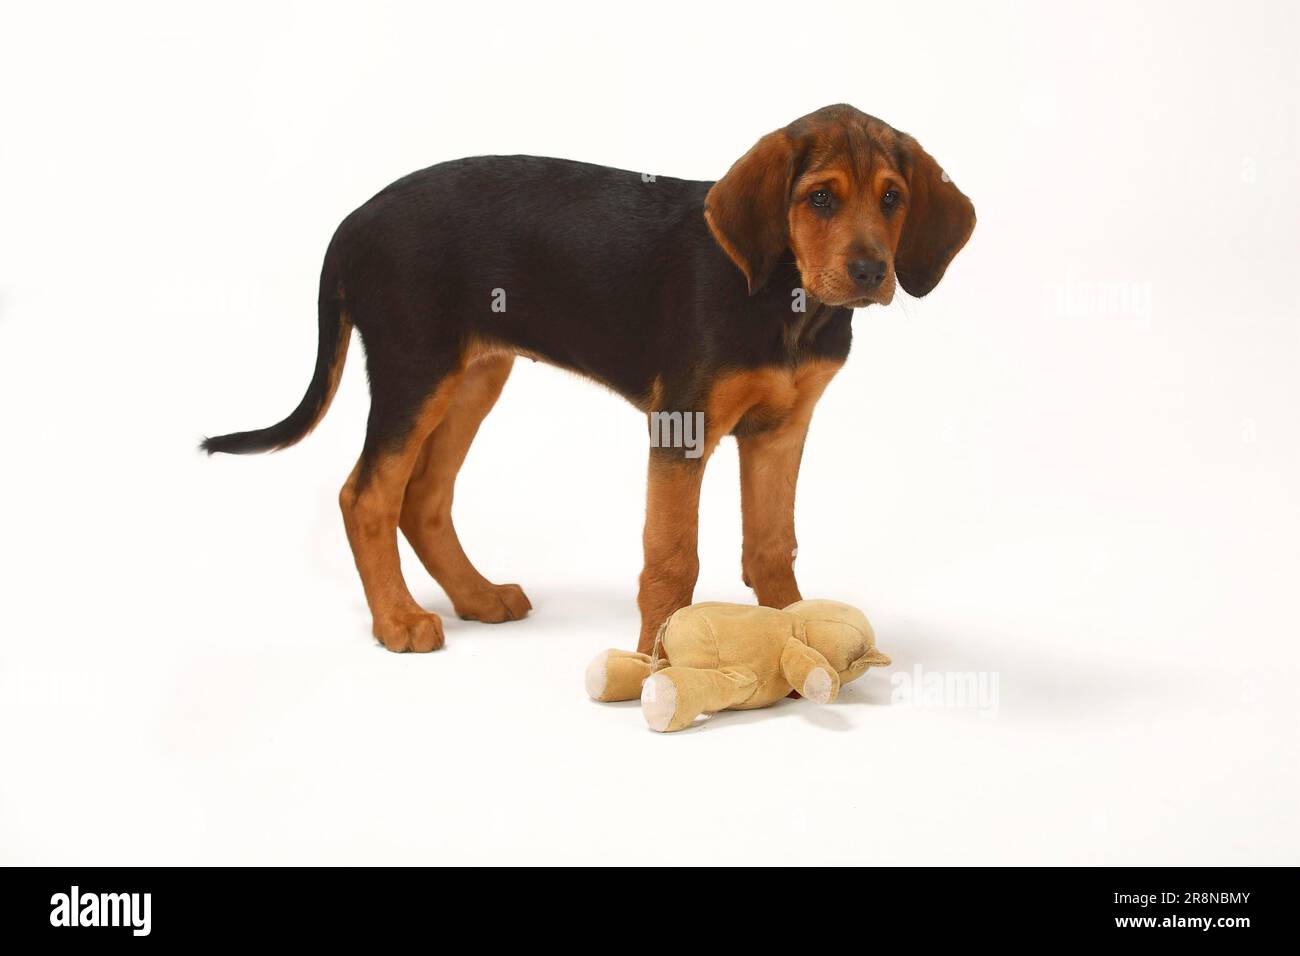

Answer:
[736,359,842,607]
[739,422,807,608]
[637,460,706,654]
[339,374,465,652]
[634,384,759,654]
[399,354,531,623]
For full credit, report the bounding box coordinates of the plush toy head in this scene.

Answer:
[586,598,890,732]
[785,599,891,682]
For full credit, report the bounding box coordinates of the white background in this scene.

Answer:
[2,0,1297,865]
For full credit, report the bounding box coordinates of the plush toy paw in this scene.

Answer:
[640,673,678,732]
[585,650,614,700]
[801,666,838,704]
[586,649,658,702]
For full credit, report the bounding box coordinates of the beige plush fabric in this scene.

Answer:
[586,600,889,732]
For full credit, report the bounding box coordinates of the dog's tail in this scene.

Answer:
[200,261,351,456]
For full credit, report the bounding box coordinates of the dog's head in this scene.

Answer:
[705,104,976,306]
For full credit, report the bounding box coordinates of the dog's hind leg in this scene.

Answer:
[339,370,465,652]
[399,353,532,623]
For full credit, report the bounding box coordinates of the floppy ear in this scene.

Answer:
[705,129,801,295]
[844,646,892,680]
[895,137,976,297]
[853,647,892,668]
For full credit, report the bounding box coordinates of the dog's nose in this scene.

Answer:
[848,258,887,291]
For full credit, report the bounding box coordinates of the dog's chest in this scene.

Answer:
[712,358,845,437]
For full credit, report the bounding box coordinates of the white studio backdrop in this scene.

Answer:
[0,0,1297,864]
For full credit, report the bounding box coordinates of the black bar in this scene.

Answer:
[0,866,1291,943]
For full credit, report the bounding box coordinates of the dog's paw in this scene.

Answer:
[373,611,445,653]
[454,583,532,623]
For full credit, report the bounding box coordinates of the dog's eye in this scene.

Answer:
[881,189,900,209]
[809,190,832,208]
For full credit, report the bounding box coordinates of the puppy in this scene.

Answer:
[203,104,975,653]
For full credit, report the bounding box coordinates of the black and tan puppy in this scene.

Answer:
[203,104,975,653]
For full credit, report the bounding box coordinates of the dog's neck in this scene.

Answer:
[749,260,853,363]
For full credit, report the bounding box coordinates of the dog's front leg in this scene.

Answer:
[737,418,808,609]
[736,361,841,609]
[636,457,706,654]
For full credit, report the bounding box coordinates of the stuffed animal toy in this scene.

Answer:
[585,599,890,732]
